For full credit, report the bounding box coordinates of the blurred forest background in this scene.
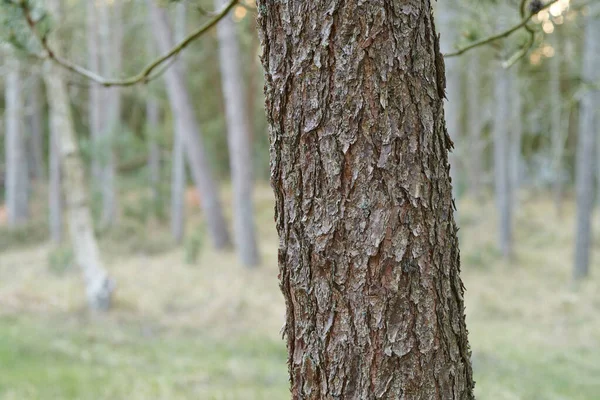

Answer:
[0,0,599,398]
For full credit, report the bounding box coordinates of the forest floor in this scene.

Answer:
[0,185,599,400]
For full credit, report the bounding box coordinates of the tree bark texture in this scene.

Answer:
[215,0,260,266]
[573,7,599,280]
[4,53,29,226]
[148,0,232,249]
[257,1,474,398]
[44,0,113,310]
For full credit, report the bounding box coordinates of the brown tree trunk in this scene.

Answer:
[256,1,474,398]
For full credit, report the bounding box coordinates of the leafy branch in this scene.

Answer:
[18,0,238,87]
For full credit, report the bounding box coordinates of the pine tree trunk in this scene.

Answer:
[573,8,599,280]
[27,74,46,181]
[44,0,113,310]
[147,0,232,249]
[170,2,187,243]
[215,0,260,266]
[257,1,474,397]
[4,52,29,226]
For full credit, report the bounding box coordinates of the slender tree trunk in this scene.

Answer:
[215,0,260,266]
[4,52,29,226]
[493,63,513,260]
[550,31,564,215]
[436,0,461,201]
[148,0,232,249]
[43,0,114,310]
[573,8,599,280]
[466,51,483,200]
[170,2,187,243]
[509,69,522,211]
[49,113,63,243]
[146,97,161,207]
[87,0,102,183]
[257,1,474,397]
[98,0,120,227]
[27,74,46,181]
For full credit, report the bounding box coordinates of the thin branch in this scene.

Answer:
[444,0,561,58]
[21,0,238,87]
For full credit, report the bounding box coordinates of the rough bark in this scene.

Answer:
[215,0,260,266]
[148,0,232,249]
[493,62,513,260]
[43,0,114,310]
[257,1,474,398]
[573,7,599,280]
[170,2,187,243]
[27,74,46,181]
[4,52,29,226]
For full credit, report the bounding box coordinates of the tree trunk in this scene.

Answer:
[49,111,63,243]
[146,97,161,208]
[509,69,522,211]
[43,0,113,310]
[147,0,232,249]
[4,52,29,226]
[257,1,475,397]
[436,0,461,202]
[87,0,102,183]
[493,62,513,259]
[170,2,187,243]
[466,51,483,200]
[27,74,46,181]
[215,0,260,266]
[549,31,565,215]
[573,8,599,280]
[98,0,120,227]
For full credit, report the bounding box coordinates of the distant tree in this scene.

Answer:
[147,0,232,249]
[49,112,63,244]
[26,74,45,181]
[549,30,565,214]
[214,0,260,266]
[44,0,114,310]
[573,5,599,280]
[257,0,474,396]
[466,50,484,200]
[4,50,29,226]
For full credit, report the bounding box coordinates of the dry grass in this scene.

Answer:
[0,185,599,399]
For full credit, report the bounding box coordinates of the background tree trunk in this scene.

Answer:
[146,97,161,209]
[257,1,475,397]
[493,59,513,259]
[215,0,260,266]
[170,2,187,243]
[467,51,483,200]
[147,0,232,249]
[49,112,63,243]
[44,0,113,310]
[4,52,29,226]
[550,31,565,215]
[509,69,522,211]
[573,7,599,280]
[87,0,102,183]
[26,74,46,181]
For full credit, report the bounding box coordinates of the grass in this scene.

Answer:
[0,186,599,399]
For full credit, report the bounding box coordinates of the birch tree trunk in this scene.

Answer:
[87,0,102,182]
[27,74,46,181]
[257,1,475,397]
[215,0,260,266]
[148,0,232,249]
[44,0,114,310]
[573,8,600,280]
[98,0,120,227]
[494,63,513,260]
[4,52,29,226]
[170,2,187,243]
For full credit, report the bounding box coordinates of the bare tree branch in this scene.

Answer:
[20,0,238,87]
[444,0,561,58]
